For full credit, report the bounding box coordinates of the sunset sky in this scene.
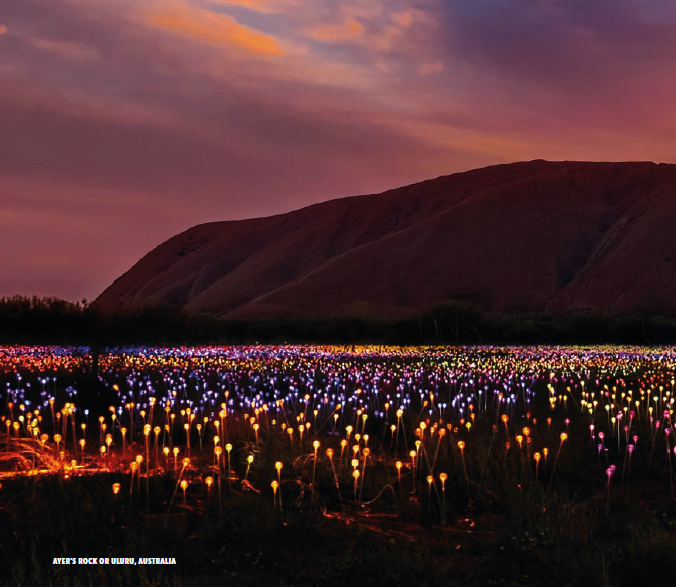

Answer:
[1,0,675,302]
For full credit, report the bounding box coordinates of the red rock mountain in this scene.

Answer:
[95,160,676,319]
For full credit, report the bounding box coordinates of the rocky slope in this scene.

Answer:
[95,160,676,319]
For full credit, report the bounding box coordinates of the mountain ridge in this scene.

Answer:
[95,160,676,319]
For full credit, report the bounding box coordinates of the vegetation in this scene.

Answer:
[3,295,676,345]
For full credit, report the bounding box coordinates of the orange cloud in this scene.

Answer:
[0,23,7,35]
[308,18,364,43]
[147,1,284,56]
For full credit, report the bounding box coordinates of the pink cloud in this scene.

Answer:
[29,37,99,60]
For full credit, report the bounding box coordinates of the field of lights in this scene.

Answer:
[1,345,675,586]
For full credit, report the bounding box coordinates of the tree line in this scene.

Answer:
[2,295,676,346]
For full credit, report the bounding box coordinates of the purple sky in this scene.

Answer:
[1,0,675,301]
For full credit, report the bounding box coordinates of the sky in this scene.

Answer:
[1,0,675,302]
